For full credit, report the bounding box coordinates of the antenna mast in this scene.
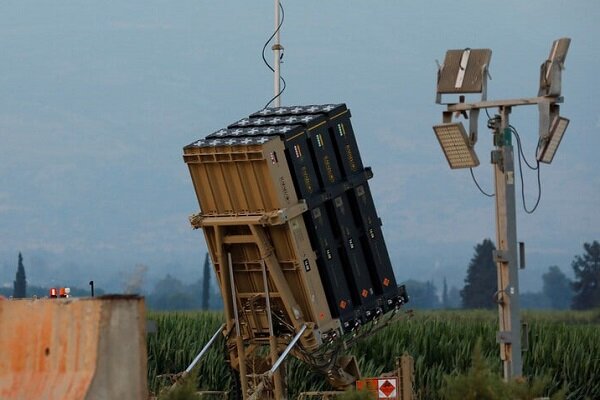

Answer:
[273,0,282,107]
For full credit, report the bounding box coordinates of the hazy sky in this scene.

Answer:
[1,1,598,294]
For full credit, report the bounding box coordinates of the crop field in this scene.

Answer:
[147,310,600,399]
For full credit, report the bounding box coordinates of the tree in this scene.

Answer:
[461,239,497,309]
[542,266,572,310]
[202,253,211,310]
[13,252,27,298]
[405,279,440,309]
[571,241,600,310]
[147,274,195,311]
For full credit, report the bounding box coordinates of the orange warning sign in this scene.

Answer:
[356,377,398,399]
[378,379,397,398]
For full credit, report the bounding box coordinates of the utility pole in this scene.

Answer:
[492,106,522,378]
[433,38,571,381]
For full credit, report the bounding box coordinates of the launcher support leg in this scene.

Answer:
[262,262,285,399]
[216,227,234,333]
[228,252,250,399]
[249,225,306,331]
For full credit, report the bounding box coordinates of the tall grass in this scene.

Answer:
[147,312,232,394]
[147,310,600,399]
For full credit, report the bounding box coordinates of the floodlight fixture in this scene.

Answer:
[436,48,492,103]
[537,116,569,164]
[538,38,570,97]
[433,122,480,169]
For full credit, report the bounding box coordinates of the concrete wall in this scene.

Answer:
[0,296,148,400]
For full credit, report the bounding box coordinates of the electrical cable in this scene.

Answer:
[511,125,542,214]
[261,2,286,109]
[465,107,496,198]
[470,168,495,197]
[482,111,542,211]
[510,125,538,171]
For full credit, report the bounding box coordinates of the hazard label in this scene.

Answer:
[378,378,397,399]
[356,377,398,399]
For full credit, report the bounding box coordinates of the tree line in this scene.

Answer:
[1,252,221,311]
[4,241,599,311]
[408,239,599,310]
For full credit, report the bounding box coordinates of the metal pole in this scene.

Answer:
[269,324,307,375]
[184,323,226,375]
[262,261,285,399]
[273,0,282,107]
[493,106,522,380]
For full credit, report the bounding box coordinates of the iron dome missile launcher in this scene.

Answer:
[183,104,408,397]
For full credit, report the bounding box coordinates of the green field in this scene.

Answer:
[147,310,600,399]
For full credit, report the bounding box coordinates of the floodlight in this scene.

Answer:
[537,116,569,164]
[436,48,492,103]
[433,122,480,169]
[538,38,570,97]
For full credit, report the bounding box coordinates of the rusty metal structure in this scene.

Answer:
[183,103,408,399]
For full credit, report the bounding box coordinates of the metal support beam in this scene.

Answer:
[249,225,306,331]
[493,106,522,380]
[216,227,234,333]
[228,253,250,399]
[270,324,308,375]
[184,323,226,375]
[262,262,285,399]
[447,95,563,112]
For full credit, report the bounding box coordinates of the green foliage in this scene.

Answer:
[147,312,232,396]
[440,340,568,400]
[506,376,567,400]
[571,240,600,310]
[157,372,201,400]
[440,339,508,400]
[336,389,375,400]
[148,310,600,399]
[13,252,27,298]
[461,239,496,309]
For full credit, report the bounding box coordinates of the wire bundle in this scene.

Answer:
[469,110,543,214]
